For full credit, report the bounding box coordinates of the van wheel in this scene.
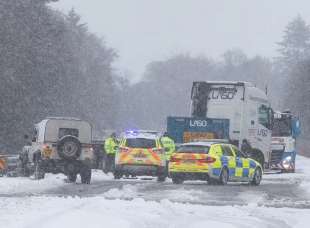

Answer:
[251,168,262,186]
[80,166,91,184]
[219,168,228,185]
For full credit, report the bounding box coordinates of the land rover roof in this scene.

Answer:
[35,117,92,143]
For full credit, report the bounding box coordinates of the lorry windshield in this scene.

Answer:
[272,119,291,137]
[177,145,210,154]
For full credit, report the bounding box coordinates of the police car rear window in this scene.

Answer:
[126,138,156,148]
[177,145,210,154]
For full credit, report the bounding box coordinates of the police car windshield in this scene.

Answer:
[126,138,156,148]
[177,145,210,154]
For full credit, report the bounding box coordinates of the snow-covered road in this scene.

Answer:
[1,156,310,228]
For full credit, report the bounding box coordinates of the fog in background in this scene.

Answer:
[53,0,310,81]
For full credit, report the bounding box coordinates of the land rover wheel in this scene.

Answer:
[58,136,81,160]
[80,166,91,184]
[68,172,77,183]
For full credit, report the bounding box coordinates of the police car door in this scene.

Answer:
[221,145,236,181]
[231,145,250,181]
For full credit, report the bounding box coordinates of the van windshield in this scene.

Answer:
[177,145,210,154]
[126,138,156,148]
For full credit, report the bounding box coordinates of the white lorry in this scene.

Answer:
[190,81,274,167]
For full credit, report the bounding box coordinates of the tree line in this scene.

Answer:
[0,0,118,153]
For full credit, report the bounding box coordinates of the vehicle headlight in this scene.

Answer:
[284,156,292,162]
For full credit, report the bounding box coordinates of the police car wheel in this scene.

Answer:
[219,168,228,185]
[251,168,262,186]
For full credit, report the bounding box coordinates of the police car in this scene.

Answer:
[114,131,167,182]
[168,140,263,185]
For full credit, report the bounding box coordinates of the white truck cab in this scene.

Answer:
[191,81,273,167]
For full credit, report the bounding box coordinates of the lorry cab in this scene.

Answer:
[271,111,301,172]
[190,81,273,167]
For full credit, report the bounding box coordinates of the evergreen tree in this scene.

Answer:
[277,15,310,70]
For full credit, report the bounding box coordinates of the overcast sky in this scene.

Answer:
[52,0,310,80]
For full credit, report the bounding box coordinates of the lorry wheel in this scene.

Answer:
[219,168,228,185]
[251,168,262,186]
[80,166,91,184]
[172,176,184,184]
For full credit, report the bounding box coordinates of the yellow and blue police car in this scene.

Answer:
[168,140,263,185]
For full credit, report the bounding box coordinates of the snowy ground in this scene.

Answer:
[1,156,310,228]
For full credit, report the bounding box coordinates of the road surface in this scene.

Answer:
[0,156,310,228]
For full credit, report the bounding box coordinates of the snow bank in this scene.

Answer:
[0,174,66,195]
[0,170,112,195]
[296,156,310,197]
[0,196,309,228]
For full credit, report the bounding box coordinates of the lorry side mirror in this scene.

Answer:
[292,119,301,138]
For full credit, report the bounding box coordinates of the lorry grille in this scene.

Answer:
[270,150,284,165]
